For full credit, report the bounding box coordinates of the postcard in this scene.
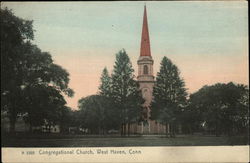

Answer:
[1,1,249,163]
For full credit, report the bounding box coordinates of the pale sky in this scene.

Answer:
[2,1,248,110]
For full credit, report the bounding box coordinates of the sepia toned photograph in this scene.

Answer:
[1,1,249,162]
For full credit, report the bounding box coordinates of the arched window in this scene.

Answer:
[143,65,148,74]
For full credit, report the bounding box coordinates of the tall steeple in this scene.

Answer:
[137,5,154,134]
[133,5,167,135]
[140,5,151,57]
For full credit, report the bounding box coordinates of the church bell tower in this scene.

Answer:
[137,5,155,133]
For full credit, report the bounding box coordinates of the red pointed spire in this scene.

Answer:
[140,5,151,57]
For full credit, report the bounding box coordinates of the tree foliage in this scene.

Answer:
[189,82,249,136]
[1,8,74,133]
[99,67,111,97]
[151,56,187,136]
[78,95,115,134]
[1,8,35,132]
[98,67,120,131]
[78,50,143,135]
[110,49,143,135]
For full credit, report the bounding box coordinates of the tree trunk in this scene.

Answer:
[9,109,18,134]
[9,117,16,134]
[165,122,168,136]
[103,126,105,135]
[215,108,220,137]
[49,125,51,133]
[29,124,32,133]
[120,124,123,136]
[128,123,130,136]
[170,123,176,138]
[215,121,219,137]
[98,126,101,135]
[169,123,172,137]
[123,123,126,136]
[172,123,176,137]
[188,125,192,134]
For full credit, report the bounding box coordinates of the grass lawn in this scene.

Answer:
[2,134,248,147]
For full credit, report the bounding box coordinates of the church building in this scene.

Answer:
[130,6,166,134]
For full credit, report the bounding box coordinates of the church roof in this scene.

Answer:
[140,5,151,57]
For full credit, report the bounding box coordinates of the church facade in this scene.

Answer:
[129,6,166,134]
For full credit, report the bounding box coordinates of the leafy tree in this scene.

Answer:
[79,50,143,135]
[1,8,34,132]
[124,84,144,135]
[23,85,66,132]
[78,95,114,134]
[59,107,82,134]
[151,56,187,137]
[21,44,74,132]
[179,101,204,134]
[98,67,120,131]
[99,67,111,97]
[1,8,74,132]
[110,49,143,136]
[189,82,249,136]
[59,106,73,133]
